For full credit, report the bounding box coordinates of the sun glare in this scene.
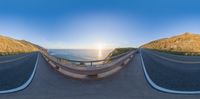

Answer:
[96,43,104,50]
[95,43,104,58]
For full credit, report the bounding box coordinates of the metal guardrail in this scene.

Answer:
[51,51,131,66]
[41,50,135,76]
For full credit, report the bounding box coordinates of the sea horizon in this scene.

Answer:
[48,49,113,61]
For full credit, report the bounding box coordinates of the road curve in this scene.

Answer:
[1,53,200,98]
[0,53,32,63]
[141,49,200,94]
[144,49,200,62]
[0,53,38,93]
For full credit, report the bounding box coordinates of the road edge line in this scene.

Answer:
[0,53,39,94]
[139,49,200,94]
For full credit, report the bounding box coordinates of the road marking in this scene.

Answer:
[0,54,31,64]
[145,50,200,64]
[140,49,200,94]
[0,53,39,94]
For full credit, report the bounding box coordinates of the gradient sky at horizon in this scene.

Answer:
[1,0,200,49]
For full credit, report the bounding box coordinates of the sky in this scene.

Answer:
[1,0,200,49]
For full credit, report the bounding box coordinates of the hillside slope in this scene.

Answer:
[142,32,200,55]
[0,35,39,55]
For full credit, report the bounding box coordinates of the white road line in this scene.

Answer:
[140,49,200,94]
[0,54,31,64]
[0,53,39,94]
[149,51,200,64]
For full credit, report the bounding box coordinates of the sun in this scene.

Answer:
[95,43,105,50]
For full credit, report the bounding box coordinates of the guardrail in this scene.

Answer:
[41,50,136,79]
[51,51,131,66]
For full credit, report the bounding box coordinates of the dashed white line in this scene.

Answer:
[149,51,200,64]
[0,54,31,64]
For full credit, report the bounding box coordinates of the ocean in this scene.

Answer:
[48,49,113,61]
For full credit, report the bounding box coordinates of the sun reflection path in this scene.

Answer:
[98,49,103,58]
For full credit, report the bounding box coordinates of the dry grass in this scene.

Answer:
[108,48,136,57]
[142,32,200,55]
[0,35,39,55]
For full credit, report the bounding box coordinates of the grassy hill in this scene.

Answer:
[142,32,200,55]
[104,48,136,63]
[108,48,136,57]
[0,35,40,55]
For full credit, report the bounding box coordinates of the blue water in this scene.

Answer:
[48,49,113,61]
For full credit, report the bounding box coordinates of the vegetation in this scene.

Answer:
[107,48,136,57]
[142,32,200,56]
[103,47,135,63]
[0,35,40,56]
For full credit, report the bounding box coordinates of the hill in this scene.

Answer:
[107,48,136,57]
[142,32,200,55]
[0,35,40,55]
[103,48,136,63]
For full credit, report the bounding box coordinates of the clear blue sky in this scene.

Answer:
[1,0,200,49]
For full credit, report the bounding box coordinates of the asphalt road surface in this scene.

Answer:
[144,49,200,62]
[1,52,200,98]
[0,53,32,62]
[0,53,38,91]
[141,49,200,92]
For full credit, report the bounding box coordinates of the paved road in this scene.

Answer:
[141,49,200,92]
[0,53,38,91]
[0,53,31,62]
[144,49,200,62]
[1,52,200,98]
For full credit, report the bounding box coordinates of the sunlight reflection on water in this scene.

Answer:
[48,49,112,61]
[98,49,103,59]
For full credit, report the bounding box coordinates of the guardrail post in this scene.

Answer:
[55,65,60,70]
[90,62,93,66]
[87,74,98,78]
[80,62,85,65]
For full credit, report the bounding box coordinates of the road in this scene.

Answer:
[141,49,200,93]
[1,51,200,98]
[0,53,32,63]
[143,49,200,62]
[0,53,38,92]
